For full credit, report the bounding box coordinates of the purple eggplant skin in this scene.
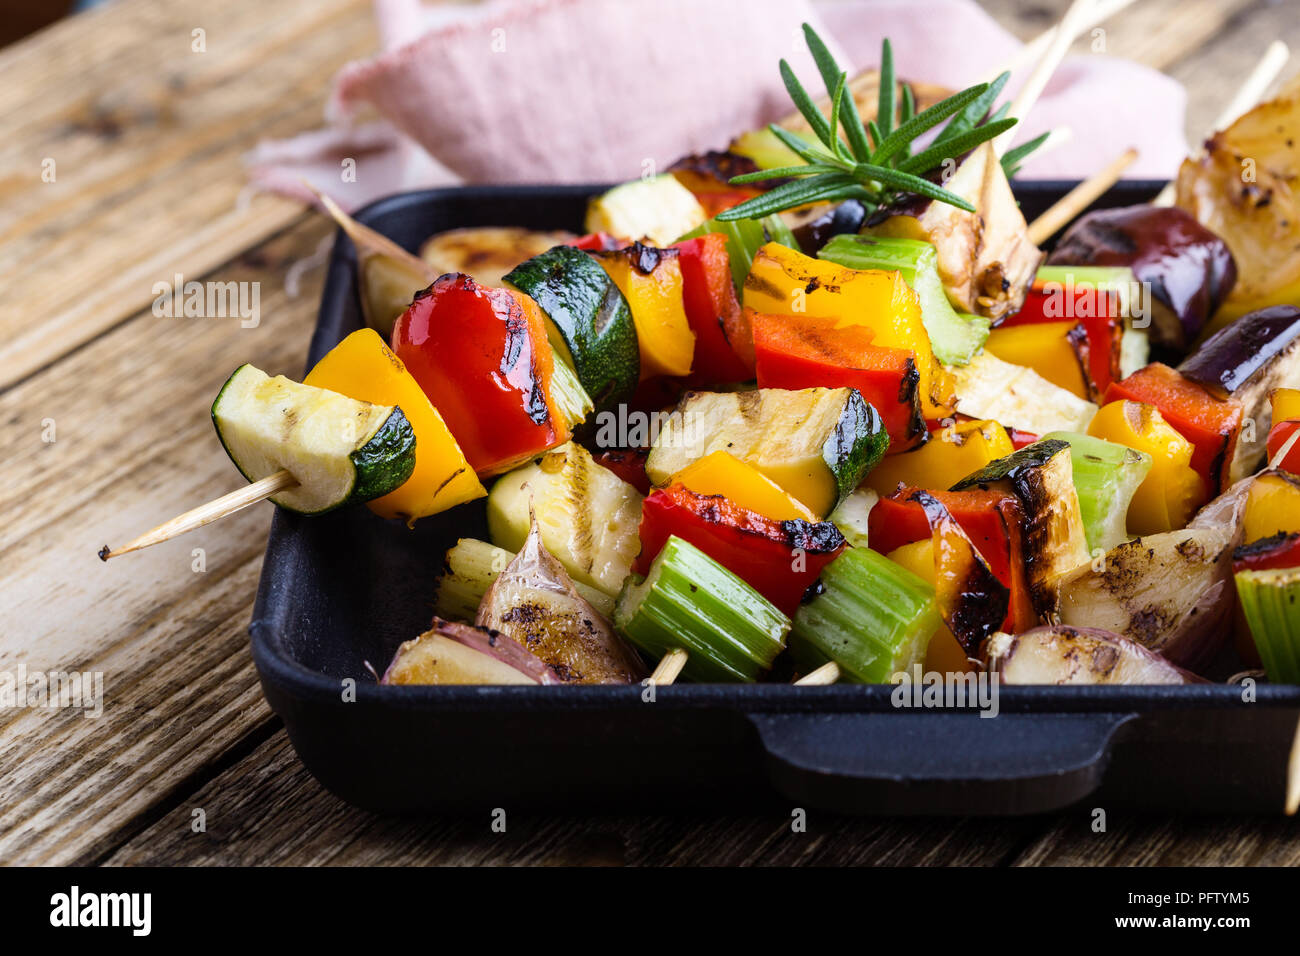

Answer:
[1047,205,1238,352]
[785,200,868,254]
[1178,306,1300,481]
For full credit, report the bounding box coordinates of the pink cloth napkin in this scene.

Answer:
[246,0,1189,211]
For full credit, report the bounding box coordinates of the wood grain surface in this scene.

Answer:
[2,0,1298,867]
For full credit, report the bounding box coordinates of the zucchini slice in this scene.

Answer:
[486,442,643,596]
[505,245,640,414]
[645,387,888,518]
[585,174,707,246]
[211,364,415,515]
[951,439,1090,619]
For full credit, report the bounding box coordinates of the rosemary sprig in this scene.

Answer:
[717,25,1044,222]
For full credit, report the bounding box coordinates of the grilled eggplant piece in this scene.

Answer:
[419,227,575,288]
[1047,205,1237,353]
[476,518,646,684]
[910,490,1010,655]
[1056,523,1235,671]
[382,617,562,686]
[862,142,1043,321]
[782,200,868,254]
[986,625,1201,685]
[951,439,1090,620]
[1178,305,1300,482]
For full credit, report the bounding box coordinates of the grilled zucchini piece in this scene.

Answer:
[585,174,707,245]
[645,387,888,518]
[419,227,574,288]
[951,439,1090,619]
[211,364,415,515]
[486,442,643,596]
[505,245,640,414]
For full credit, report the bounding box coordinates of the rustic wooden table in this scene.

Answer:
[3,0,1299,867]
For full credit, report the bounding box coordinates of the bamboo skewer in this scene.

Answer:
[1152,40,1291,206]
[98,470,297,561]
[1026,147,1138,245]
[984,0,1137,84]
[647,648,689,686]
[993,0,1099,158]
[794,661,841,686]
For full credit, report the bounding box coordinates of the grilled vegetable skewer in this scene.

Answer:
[100,365,420,559]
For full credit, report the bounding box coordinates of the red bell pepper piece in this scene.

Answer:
[1104,363,1242,493]
[672,234,754,384]
[750,309,926,452]
[1005,281,1123,399]
[595,448,651,496]
[869,486,1035,632]
[391,273,568,476]
[566,232,621,251]
[1233,531,1300,572]
[1267,419,1300,475]
[634,483,845,616]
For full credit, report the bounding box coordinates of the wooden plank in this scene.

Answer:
[0,217,330,865]
[99,733,1042,866]
[1011,813,1300,866]
[980,0,1282,143]
[0,0,376,390]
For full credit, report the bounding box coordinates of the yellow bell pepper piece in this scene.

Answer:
[305,328,486,524]
[886,540,976,675]
[592,246,694,379]
[984,321,1088,399]
[1087,400,1204,535]
[865,419,1013,496]
[1271,387,1300,426]
[669,450,817,521]
[742,242,955,417]
[1243,472,1300,544]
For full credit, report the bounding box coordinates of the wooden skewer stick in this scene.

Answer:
[993,0,1098,158]
[1027,147,1139,245]
[1152,40,1291,206]
[99,470,298,561]
[1269,427,1300,471]
[1287,713,1300,816]
[647,648,689,686]
[794,661,841,686]
[984,0,1136,84]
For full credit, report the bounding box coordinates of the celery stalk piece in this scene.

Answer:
[435,538,614,622]
[614,536,790,682]
[549,354,594,432]
[1235,568,1300,684]
[817,234,990,365]
[828,487,878,550]
[790,546,940,683]
[1033,265,1137,318]
[1042,431,1153,553]
[678,214,800,290]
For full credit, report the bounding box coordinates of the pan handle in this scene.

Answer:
[748,711,1137,815]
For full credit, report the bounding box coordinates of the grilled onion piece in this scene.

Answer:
[987,625,1201,685]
